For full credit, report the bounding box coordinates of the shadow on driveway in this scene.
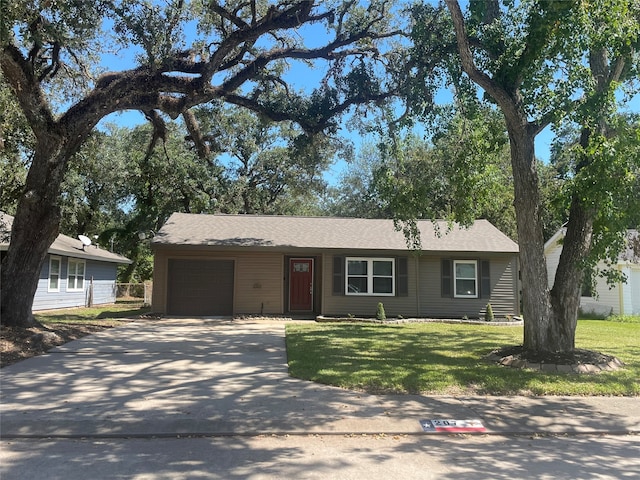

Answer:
[1,318,638,438]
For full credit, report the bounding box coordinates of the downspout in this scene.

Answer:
[415,255,420,316]
[320,253,325,316]
[517,255,522,316]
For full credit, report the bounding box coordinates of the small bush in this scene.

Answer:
[376,302,386,321]
[485,303,495,322]
[607,314,640,323]
[578,309,610,320]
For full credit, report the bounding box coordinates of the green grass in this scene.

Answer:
[34,302,150,326]
[286,318,640,396]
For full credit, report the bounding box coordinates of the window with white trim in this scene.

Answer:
[454,260,477,298]
[48,256,61,292]
[67,259,85,291]
[346,257,395,296]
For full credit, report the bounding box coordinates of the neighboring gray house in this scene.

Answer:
[545,228,640,317]
[1,212,131,311]
[152,213,520,319]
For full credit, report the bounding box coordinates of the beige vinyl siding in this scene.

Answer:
[418,255,519,319]
[154,247,520,318]
[153,248,284,315]
[234,253,283,314]
[321,253,419,318]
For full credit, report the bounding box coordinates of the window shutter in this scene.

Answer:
[441,259,452,297]
[396,257,408,297]
[480,260,491,298]
[333,256,344,295]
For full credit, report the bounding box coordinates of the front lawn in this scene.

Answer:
[285,319,640,396]
[33,301,150,325]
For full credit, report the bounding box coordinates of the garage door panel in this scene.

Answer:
[167,259,234,315]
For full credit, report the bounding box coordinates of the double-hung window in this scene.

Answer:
[454,260,477,298]
[346,257,395,296]
[48,256,61,292]
[67,259,85,291]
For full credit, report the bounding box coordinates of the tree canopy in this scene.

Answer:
[1,0,405,327]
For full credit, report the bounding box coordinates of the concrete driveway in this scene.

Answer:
[2,317,639,439]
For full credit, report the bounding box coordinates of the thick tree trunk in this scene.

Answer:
[506,125,556,352]
[0,141,68,327]
[509,124,593,353]
[549,197,594,350]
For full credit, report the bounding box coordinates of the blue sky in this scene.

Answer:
[97,9,639,187]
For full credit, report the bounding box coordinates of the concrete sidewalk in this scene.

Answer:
[1,318,639,439]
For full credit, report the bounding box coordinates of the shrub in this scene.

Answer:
[376,302,386,321]
[485,303,495,322]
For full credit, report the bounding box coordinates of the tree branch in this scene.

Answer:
[0,44,56,138]
[444,0,521,124]
[209,2,250,30]
[182,109,211,160]
[141,109,168,162]
[222,87,395,134]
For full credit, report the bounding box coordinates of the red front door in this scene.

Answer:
[289,258,313,311]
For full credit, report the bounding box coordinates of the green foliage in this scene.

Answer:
[372,107,517,245]
[112,0,188,67]
[0,78,32,214]
[549,114,640,283]
[485,303,495,322]
[52,104,347,281]
[323,142,389,219]
[59,128,131,237]
[4,0,110,94]
[376,302,386,321]
[193,104,337,215]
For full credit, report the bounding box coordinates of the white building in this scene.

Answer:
[544,228,640,317]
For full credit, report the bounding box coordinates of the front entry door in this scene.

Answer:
[289,258,313,311]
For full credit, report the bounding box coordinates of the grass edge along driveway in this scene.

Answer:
[286,319,640,396]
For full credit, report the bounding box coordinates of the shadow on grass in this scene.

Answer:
[96,307,150,319]
[36,305,150,323]
[286,323,640,396]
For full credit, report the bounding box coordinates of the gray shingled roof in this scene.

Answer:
[153,213,519,253]
[0,212,132,264]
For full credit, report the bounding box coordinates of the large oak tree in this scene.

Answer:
[420,0,639,353]
[0,0,401,327]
